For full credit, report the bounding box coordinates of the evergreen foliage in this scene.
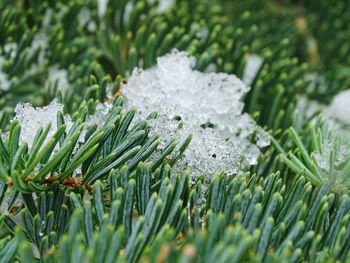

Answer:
[1,0,350,262]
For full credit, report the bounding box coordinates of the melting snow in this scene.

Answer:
[14,100,71,149]
[148,115,240,183]
[122,50,270,180]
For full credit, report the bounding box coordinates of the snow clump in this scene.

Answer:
[122,50,270,181]
[13,100,71,149]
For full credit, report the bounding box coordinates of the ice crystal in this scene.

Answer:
[148,115,240,183]
[148,115,185,150]
[179,128,239,183]
[256,128,271,148]
[14,100,70,149]
[123,50,269,171]
[124,50,249,129]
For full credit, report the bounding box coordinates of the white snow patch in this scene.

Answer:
[14,100,71,149]
[243,54,263,87]
[179,127,239,182]
[148,115,240,183]
[122,50,270,179]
